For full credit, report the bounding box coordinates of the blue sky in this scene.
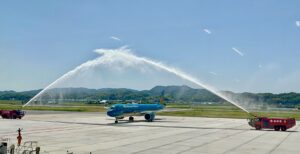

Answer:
[1,1,300,93]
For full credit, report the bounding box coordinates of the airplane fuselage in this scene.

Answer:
[106,103,164,123]
[107,103,164,117]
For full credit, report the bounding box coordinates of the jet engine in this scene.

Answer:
[144,112,155,122]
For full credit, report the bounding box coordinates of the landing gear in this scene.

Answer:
[115,118,118,124]
[129,116,134,122]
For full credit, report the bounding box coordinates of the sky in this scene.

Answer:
[0,0,300,93]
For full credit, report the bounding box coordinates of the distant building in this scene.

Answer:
[100,100,107,104]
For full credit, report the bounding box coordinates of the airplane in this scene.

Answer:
[107,92,165,123]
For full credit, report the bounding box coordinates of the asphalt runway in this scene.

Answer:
[0,111,299,154]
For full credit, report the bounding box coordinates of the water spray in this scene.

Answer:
[23,47,250,114]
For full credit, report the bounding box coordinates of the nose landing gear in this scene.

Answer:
[129,116,134,122]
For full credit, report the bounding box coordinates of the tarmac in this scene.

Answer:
[0,111,299,154]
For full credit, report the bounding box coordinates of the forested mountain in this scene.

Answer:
[1,86,300,106]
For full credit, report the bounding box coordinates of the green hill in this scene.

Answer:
[1,86,300,107]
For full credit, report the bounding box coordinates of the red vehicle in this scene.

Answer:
[0,110,25,119]
[248,117,296,131]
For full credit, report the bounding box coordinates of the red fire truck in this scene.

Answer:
[248,117,296,131]
[0,110,25,119]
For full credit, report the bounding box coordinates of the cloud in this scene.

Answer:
[209,71,217,76]
[296,21,300,27]
[110,36,121,41]
[258,64,262,68]
[203,29,212,34]
[232,47,244,56]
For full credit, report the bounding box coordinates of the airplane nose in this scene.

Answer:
[107,110,114,117]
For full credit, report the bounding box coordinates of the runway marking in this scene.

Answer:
[1,126,77,136]
[27,120,180,146]
[222,130,267,154]
[28,118,241,131]
[0,121,100,138]
[176,127,250,154]
[268,125,299,154]
[88,120,244,152]
[132,130,222,154]
[127,123,246,154]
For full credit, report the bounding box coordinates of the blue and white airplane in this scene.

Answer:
[107,96,165,123]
